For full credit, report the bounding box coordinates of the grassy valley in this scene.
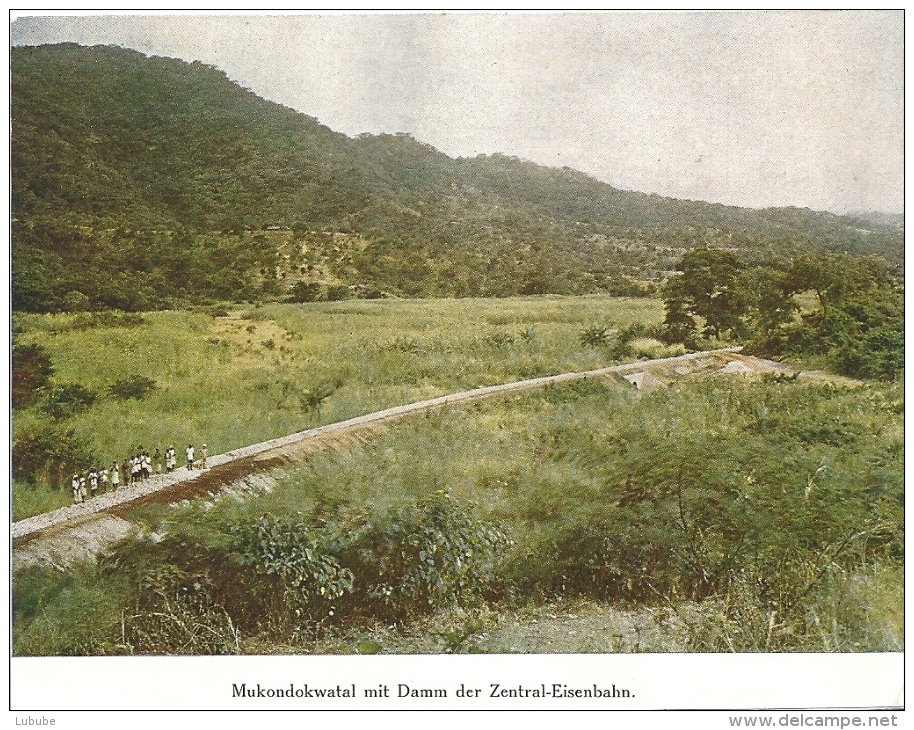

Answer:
[12,295,670,520]
[11,42,903,658]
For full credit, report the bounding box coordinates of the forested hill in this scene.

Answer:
[12,43,904,311]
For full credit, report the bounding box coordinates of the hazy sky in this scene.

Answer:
[10,11,904,215]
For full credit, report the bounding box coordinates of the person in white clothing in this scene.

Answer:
[186,444,195,470]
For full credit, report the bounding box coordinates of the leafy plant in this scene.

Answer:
[299,380,340,414]
[288,281,322,303]
[234,515,354,632]
[579,325,612,347]
[483,330,515,348]
[41,383,97,418]
[336,491,511,619]
[385,336,423,354]
[13,424,97,485]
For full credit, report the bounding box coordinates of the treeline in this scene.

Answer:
[12,43,903,312]
[660,249,904,379]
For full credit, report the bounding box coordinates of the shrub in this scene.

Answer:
[579,325,612,347]
[606,323,649,360]
[13,424,97,485]
[334,491,510,619]
[12,342,54,408]
[233,515,354,633]
[506,379,903,613]
[299,379,340,413]
[209,305,230,318]
[288,281,322,303]
[483,329,515,348]
[101,534,282,643]
[325,285,349,301]
[41,383,97,418]
[108,375,157,400]
[63,290,91,312]
[232,492,509,629]
[385,336,423,354]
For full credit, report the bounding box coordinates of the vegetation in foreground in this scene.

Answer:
[12,295,672,520]
[13,376,903,655]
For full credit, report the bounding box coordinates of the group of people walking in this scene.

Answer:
[70,443,208,504]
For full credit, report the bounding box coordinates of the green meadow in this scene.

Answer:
[13,296,671,519]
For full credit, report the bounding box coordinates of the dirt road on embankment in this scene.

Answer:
[14,349,807,569]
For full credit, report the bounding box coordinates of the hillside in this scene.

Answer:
[12,43,904,311]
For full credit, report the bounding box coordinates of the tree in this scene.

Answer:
[737,266,797,336]
[661,248,747,341]
[784,254,890,311]
[752,253,903,380]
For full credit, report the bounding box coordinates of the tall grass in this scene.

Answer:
[13,296,667,518]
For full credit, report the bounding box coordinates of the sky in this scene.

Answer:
[9,10,904,216]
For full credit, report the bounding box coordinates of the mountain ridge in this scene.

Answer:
[12,42,904,311]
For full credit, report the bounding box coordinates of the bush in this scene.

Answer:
[579,325,612,347]
[299,379,341,413]
[108,375,157,400]
[506,379,903,612]
[234,515,354,632]
[288,281,322,303]
[483,329,515,348]
[12,342,54,408]
[325,285,349,301]
[41,383,97,418]
[209,305,230,318]
[13,424,97,485]
[385,336,423,354]
[335,491,510,619]
[63,290,91,312]
[231,492,509,630]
